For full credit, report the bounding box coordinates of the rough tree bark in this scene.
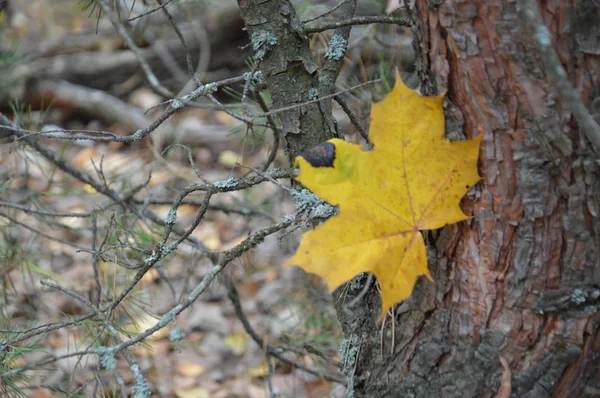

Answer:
[237,0,345,160]
[241,1,600,397]
[339,1,600,397]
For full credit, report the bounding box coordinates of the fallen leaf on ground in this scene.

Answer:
[248,362,270,378]
[218,150,241,168]
[224,333,248,356]
[177,362,206,377]
[175,387,210,398]
[284,73,481,319]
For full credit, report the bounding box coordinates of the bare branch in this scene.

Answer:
[304,16,411,34]
[334,95,369,144]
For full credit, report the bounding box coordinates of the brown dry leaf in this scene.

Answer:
[148,170,173,187]
[99,153,137,174]
[174,387,211,398]
[214,111,239,125]
[71,16,86,33]
[176,204,199,218]
[140,268,160,284]
[153,204,198,220]
[152,205,173,219]
[129,87,164,110]
[71,147,98,168]
[264,269,279,282]
[305,378,331,398]
[248,362,269,378]
[30,389,51,398]
[246,383,269,398]
[177,362,206,377]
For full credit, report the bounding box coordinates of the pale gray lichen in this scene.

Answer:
[244,70,265,86]
[184,83,218,101]
[97,346,118,371]
[251,30,278,49]
[158,312,175,328]
[308,87,319,100]
[571,288,588,305]
[534,25,551,47]
[131,363,151,398]
[161,241,178,256]
[169,327,186,341]
[325,34,347,61]
[338,334,360,397]
[291,188,322,213]
[337,338,349,361]
[170,99,184,110]
[131,130,144,140]
[213,177,238,189]
[165,208,177,225]
[143,250,160,266]
[172,84,218,109]
[310,202,338,219]
[281,213,295,223]
[41,124,62,134]
[251,30,278,60]
[291,188,338,221]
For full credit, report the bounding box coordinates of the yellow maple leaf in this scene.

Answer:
[284,73,482,320]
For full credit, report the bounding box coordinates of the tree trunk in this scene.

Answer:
[237,0,342,161]
[338,1,600,397]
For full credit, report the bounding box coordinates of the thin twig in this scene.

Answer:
[334,95,369,144]
[0,212,89,252]
[161,143,208,183]
[96,0,174,98]
[156,0,198,85]
[303,343,342,367]
[304,16,411,34]
[127,0,177,22]
[237,164,293,193]
[256,93,281,171]
[39,281,147,391]
[266,355,276,398]
[302,0,347,23]
[2,80,380,144]
[344,273,374,312]
[1,222,291,379]
[0,200,112,218]
[317,0,356,140]
[91,215,102,305]
[227,277,346,385]
[260,79,382,119]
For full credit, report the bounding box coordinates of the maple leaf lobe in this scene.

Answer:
[284,73,482,322]
[298,142,336,168]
